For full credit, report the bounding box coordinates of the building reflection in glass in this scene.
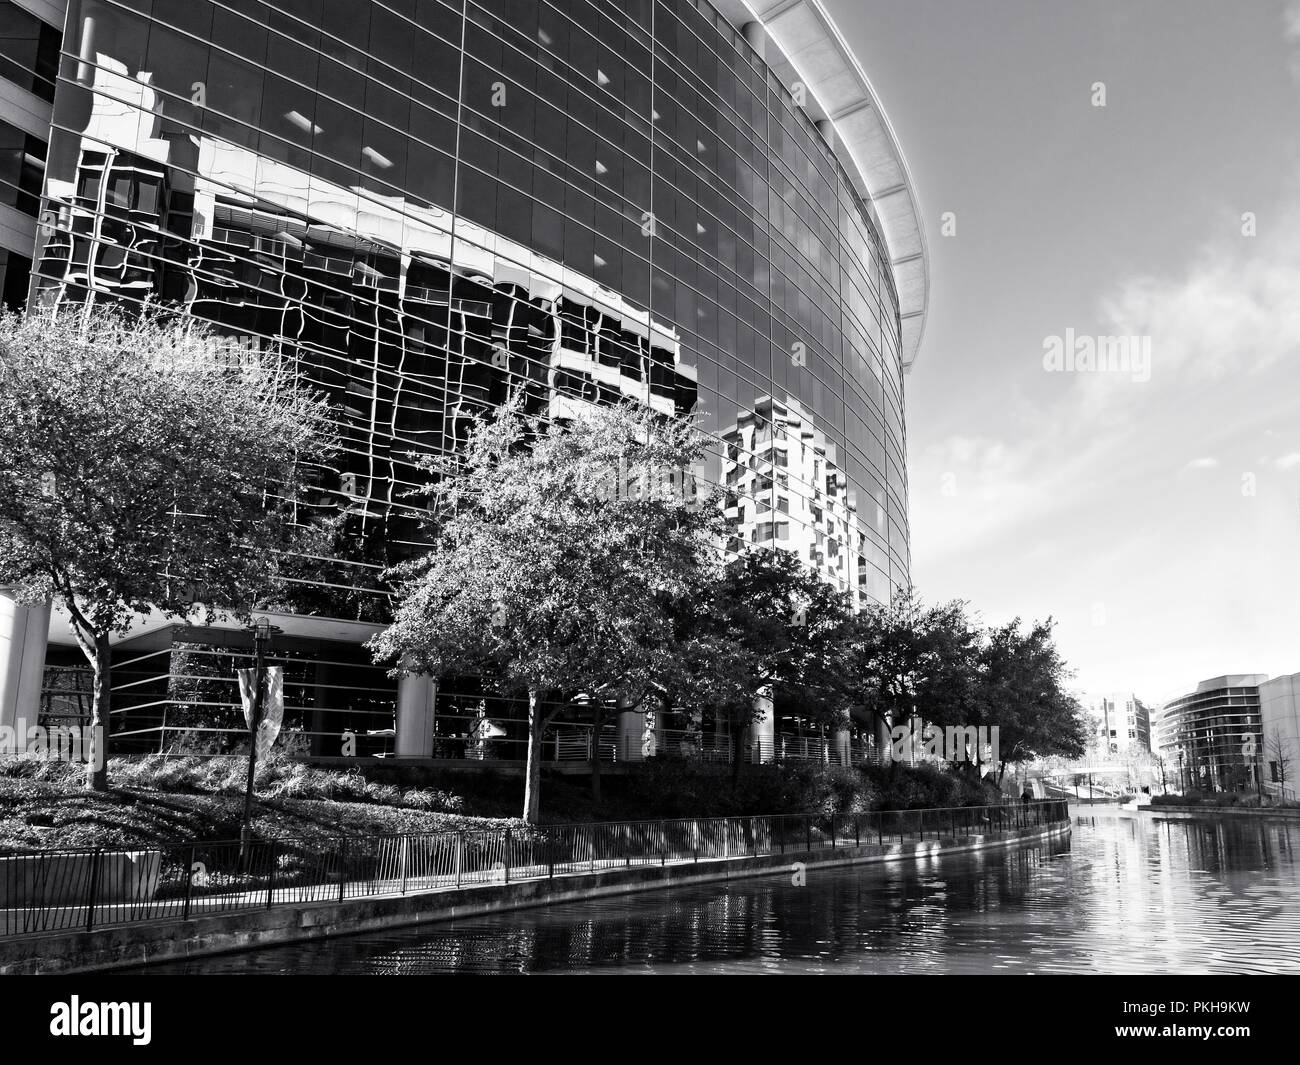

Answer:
[33,0,910,754]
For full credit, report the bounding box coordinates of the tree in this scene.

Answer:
[0,303,332,789]
[675,547,853,785]
[976,618,1087,784]
[1265,729,1293,799]
[372,395,722,823]
[843,587,981,770]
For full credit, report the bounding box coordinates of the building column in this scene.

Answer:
[0,591,50,752]
[741,20,766,60]
[616,693,643,763]
[395,670,436,758]
[833,727,852,767]
[875,712,892,763]
[751,686,775,764]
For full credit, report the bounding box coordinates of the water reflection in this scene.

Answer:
[132,809,1300,974]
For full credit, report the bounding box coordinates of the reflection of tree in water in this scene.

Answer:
[1169,815,1292,875]
[323,842,1089,973]
[131,819,1300,974]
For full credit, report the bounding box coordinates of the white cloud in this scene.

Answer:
[1183,457,1219,471]
[1287,1,1300,82]
[1274,452,1300,471]
[1098,220,1300,382]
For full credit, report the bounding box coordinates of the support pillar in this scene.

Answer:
[833,727,851,767]
[616,693,642,763]
[751,686,775,764]
[875,712,892,764]
[395,670,436,758]
[0,591,50,752]
[741,20,766,60]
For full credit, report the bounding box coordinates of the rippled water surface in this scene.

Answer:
[135,808,1300,974]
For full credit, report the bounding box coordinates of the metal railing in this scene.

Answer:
[551,725,894,767]
[0,800,1068,940]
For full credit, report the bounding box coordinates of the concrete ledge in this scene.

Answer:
[0,820,1070,974]
[1148,804,1300,819]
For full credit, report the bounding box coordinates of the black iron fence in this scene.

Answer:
[0,800,1068,939]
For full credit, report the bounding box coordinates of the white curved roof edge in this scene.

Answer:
[711,0,930,371]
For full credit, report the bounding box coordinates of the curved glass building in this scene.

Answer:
[6,0,930,762]
[1157,676,1266,793]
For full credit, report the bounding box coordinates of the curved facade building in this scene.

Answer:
[10,0,928,759]
[1157,675,1266,793]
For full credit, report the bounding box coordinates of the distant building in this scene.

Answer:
[1257,673,1300,798]
[1158,675,1267,792]
[1085,692,1151,755]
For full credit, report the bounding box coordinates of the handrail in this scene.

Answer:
[0,800,1070,939]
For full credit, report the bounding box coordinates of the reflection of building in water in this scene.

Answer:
[2,0,924,763]
[721,396,860,604]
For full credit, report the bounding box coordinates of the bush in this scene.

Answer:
[5,750,471,815]
[0,755,84,785]
[614,759,996,820]
[861,761,1000,810]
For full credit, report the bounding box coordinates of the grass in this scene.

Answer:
[0,751,1012,853]
[0,753,522,853]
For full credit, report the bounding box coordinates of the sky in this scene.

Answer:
[826,0,1300,706]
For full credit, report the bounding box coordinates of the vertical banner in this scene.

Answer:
[237,666,285,759]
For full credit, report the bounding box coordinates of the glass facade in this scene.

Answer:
[29,0,914,753]
[0,0,61,307]
[1160,679,1264,793]
[0,0,60,103]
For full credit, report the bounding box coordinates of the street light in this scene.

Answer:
[240,615,281,857]
[1256,734,1264,802]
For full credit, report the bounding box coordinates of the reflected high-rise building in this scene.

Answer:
[0,1,60,309]
[0,0,928,763]
[720,396,878,607]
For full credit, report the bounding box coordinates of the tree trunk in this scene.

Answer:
[590,701,604,807]
[86,633,111,791]
[523,689,545,824]
[731,719,744,791]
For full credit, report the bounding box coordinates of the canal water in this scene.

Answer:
[131,807,1300,974]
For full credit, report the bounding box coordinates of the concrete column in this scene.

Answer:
[875,713,891,761]
[741,20,766,60]
[815,118,837,151]
[0,592,50,751]
[395,671,436,758]
[751,686,775,764]
[76,14,97,86]
[833,727,851,767]
[616,693,642,763]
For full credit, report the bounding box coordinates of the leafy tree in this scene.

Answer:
[1265,729,1293,798]
[976,618,1087,783]
[843,588,981,769]
[372,395,722,823]
[0,303,332,789]
[672,547,853,785]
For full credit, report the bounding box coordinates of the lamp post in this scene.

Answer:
[1177,746,1185,795]
[240,616,280,857]
[1256,734,1264,802]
